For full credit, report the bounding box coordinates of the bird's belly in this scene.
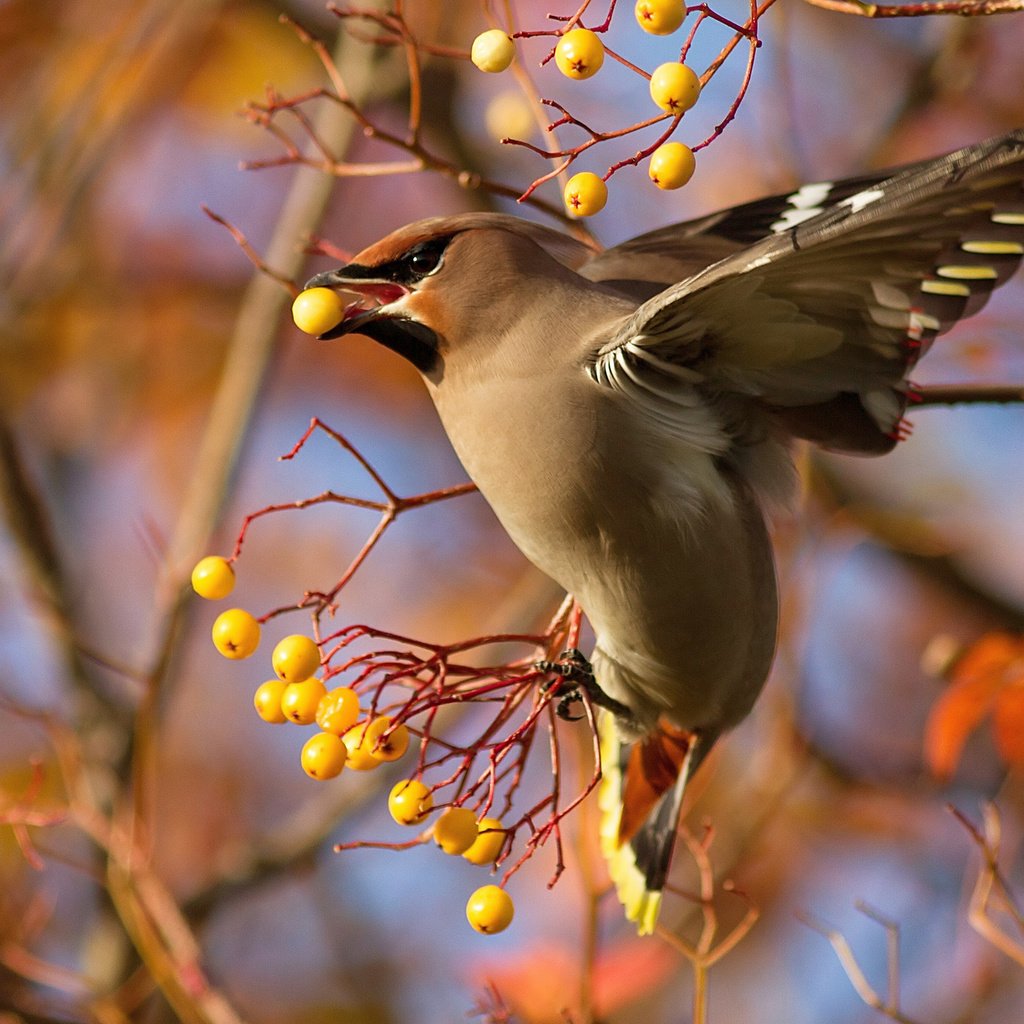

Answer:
[577,497,779,734]
[432,379,778,734]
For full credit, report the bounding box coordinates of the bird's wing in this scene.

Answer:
[589,130,1024,454]
[582,168,897,288]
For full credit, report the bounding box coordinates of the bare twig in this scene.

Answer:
[797,905,925,1024]
[200,207,299,296]
[655,825,760,1024]
[951,804,1024,967]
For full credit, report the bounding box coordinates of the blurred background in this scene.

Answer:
[2,1,1024,1021]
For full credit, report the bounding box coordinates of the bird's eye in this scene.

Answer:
[402,237,451,280]
[408,250,439,274]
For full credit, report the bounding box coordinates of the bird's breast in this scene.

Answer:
[428,368,779,733]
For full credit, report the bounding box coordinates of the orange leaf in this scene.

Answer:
[591,937,678,1017]
[951,632,1024,684]
[924,632,1024,780]
[472,943,578,1023]
[472,937,677,1022]
[924,674,1003,780]
[993,683,1024,769]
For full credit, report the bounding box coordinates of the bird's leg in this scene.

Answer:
[536,647,633,721]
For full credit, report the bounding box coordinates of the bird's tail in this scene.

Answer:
[597,713,714,934]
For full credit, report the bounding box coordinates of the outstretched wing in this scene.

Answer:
[582,169,898,293]
[588,130,1024,454]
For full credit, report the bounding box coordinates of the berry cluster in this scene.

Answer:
[193,554,520,934]
[234,3,764,234]
[470,0,704,216]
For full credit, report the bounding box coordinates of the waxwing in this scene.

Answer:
[306,129,1024,933]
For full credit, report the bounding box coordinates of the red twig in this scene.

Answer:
[201,206,299,296]
[0,761,67,870]
[508,0,778,198]
[230,420,596,888]
[231,418,476,620]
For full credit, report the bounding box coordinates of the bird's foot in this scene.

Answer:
[536,648,632,721]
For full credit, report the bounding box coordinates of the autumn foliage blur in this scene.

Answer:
[3,2,1024,1024]
[925,633,1024,780]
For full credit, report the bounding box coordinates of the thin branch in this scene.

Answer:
[0,418,129,721]
[952,804,1024,967]
[654,825,760,1024]
[200,207,299,296]
[797,906,925,1024]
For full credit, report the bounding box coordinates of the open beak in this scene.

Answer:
[303,269,410,340]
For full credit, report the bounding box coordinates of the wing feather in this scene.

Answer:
[588,130,1024,453]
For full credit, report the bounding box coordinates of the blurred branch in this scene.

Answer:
[0,0,227,302]
[106,857,247,1024]
[137,5,397,769]
[807,460,1024,630]
[182,769,383,924]
[244,13,574,226]
[0,421,62,590]
[803,0,1024,15]
[913,383,1024,406]
[97,8,396,1018]
[797,903,925,1024]
[0,417,129,721]
[656,825,760,1024]
[0,759,67,871]
[951,803,1024,967]
[41,718,248,1024]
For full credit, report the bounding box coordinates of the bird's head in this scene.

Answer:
[304,213,598,380]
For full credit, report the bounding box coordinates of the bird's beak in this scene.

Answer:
[303,269,410,340]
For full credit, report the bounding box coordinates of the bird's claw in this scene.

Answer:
[536,648,631,720]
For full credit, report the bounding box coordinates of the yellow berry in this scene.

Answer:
[253,679,288,724]
[648,142,696,190]
[301,732,347,780]
[433,807,479,855]
[211,608,261,660]
[649,62,701,114]
[563,172,608,217]
[462,817,506,865]
[342,722,383,771]
[471,29,515,73]
[280,678,327,725]
[191,556,235,600]
[291,288,346,336]
[315,686,361,735]
[466,885,515,934]
[635,0,686,35]
[362,715,410,762]
[554,28,604,80]
[271,634,321,683]
[484,91,535,142]
[388,779,434,825]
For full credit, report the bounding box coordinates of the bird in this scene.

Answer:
[304,129,1024,933]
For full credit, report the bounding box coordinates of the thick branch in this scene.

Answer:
[803,0,1024,15]
[914,384,1024,406]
